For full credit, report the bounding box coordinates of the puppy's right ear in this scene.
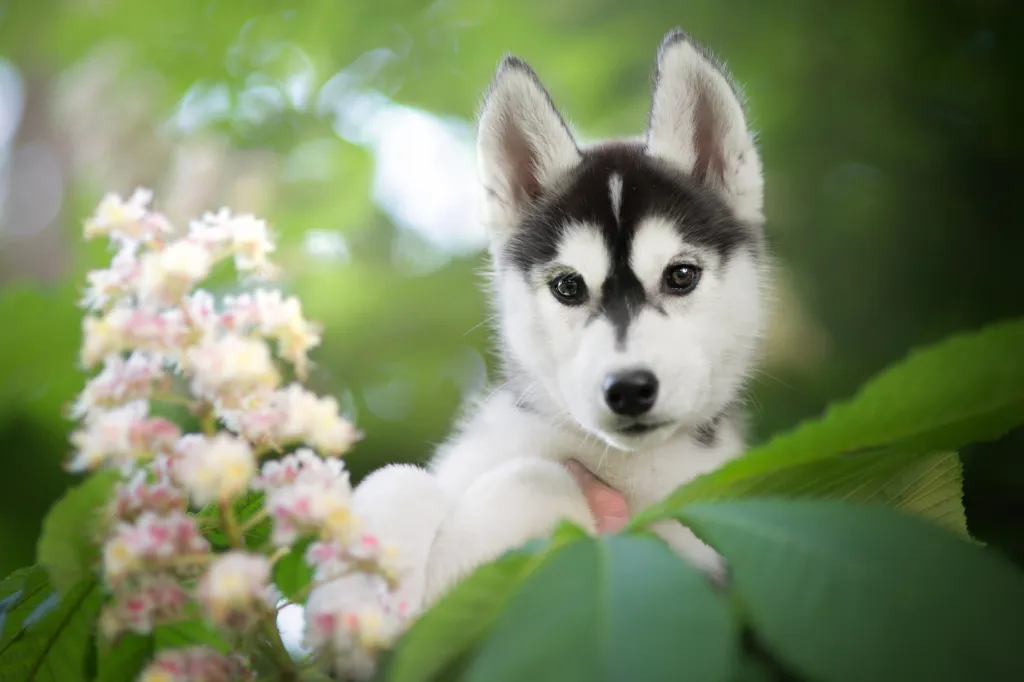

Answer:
[477,56,581,238]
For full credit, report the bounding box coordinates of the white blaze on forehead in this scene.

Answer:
[608,173,623,223]
[556,223,610,287]
[629,217,686,289]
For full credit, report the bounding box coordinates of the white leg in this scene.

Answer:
[422,458,596,605]
[351,464,453,614]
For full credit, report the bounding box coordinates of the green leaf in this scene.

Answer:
[679,499,1024,682]
[637,318,1024,529]
[95,633,152,682]
[385,543,549,682]
[0,567,52,647]
[462,535,738,682]
[646,450,966,536]
[0,573,103,682]
[198,492,269,550]
[274,538,314,601]
[153,619,231,654]
[37,470,119,594]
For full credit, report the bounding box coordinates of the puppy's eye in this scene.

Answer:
[549,273,588,305]
[663,264,702,294]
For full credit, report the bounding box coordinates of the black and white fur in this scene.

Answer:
[353,29,769,614]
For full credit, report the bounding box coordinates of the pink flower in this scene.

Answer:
[188,209,278,278]
[220,383,359,455]
[222,290,321,378]
[186,333,279,406]
[304,574,405,680]
[252,449,355,545]
[136,647,254,682]
[102,510,210,587]
[110,470,187,521]
[83,188,172,245]
[81,241,141,311]
[305,534,400,585]
[99,572,190,637]
[68,400,180,472]
[197,551,275,629]
[172,433,256,506]
[71,352,171,419]
[137,239,214,306]
[81,307,191,367]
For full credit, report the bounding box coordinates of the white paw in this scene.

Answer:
[423,458,596,604]
[352,464,453,613]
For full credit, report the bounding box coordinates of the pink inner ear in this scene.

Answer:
[691,86,726,187]
[500,123,542,207]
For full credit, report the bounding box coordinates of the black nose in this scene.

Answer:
[603,369,659,417]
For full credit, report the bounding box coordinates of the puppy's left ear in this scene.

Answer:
[647,29,764,223]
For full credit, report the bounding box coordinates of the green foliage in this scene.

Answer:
[461,535,738,682]
[37,471,119,595]
[94,634,151,682]
[636,318,1024,530]
[153,619,231,654]
[0,567,102,682]
[273,538,314,601]
[386,547,544,682]
[679,500,1024,682]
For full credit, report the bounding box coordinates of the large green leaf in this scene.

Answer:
[643,450,965,536]
[636,318,1024,529]
[679,499,1024,682]
[95,633,152,682]
[37,470,119,594]
[461,535,738,682]
[385,523,587,682]
[384,546,544,682]
[0,567,52,647]
[0,570,103,682]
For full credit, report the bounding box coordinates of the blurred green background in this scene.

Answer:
[1,0,1022,580]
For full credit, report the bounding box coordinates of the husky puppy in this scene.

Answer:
[353,28,768,614]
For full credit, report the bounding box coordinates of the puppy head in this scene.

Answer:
[478,30,767,451]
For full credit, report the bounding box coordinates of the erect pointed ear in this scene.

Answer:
[477,56,581,238]
[647,29,764,223]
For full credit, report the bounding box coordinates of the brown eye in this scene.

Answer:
[664,264,702,294]
[550,273,588,305]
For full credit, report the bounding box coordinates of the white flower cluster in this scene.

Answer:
[68,189,404,681]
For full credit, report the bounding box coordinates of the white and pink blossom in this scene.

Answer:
[305,533,400,585]
[186,333,279,406]
[68,400,180,472]
[70,190,397,678]
[252,449,356,545]
[197,551,275,629]
[81,241,142,311]
[71,352,170,419]
[222,289,321,377]
[137,239,214,307]
[81,306,191,367]
[173,433,256,506]
[102,510,210,586]
[304,574,405,680]
[83,188,172,245]
[99,572,190,637]
[136,646,254,682]
[188,209,278,278]
[220,383,359,455]
[111,470,187,521]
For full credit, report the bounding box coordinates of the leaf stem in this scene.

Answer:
[240,509,269,534]
[220,501,243,548]
[260,608,301,682]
